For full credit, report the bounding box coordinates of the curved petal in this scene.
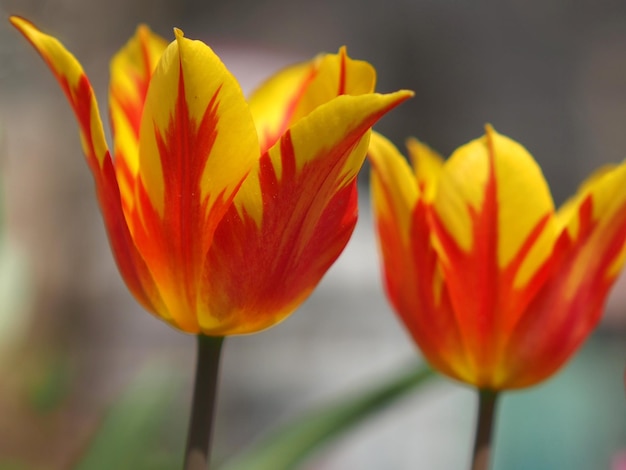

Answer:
[369,132,419,245]
[287,47,377,118]
[10,16,109,170]
[10,16,161,314]
[369,133,471,381]
[554,164,617,235]
[405,137,444,201]
[503,162,626,388]
[247,61,316,153]
[109,24,167,217]
[198,90,413,335]
[129,28,259,332]
[249,47,376,153]
[430,126,557,387]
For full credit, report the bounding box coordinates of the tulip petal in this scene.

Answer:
[504,162,626,388]
[369,133,472,381]
[109,25,167,216]
[10,16,161,313]
[369,133,419,244]
[554,164,616,235]
[198,90,413,335]
[10,16,109,170]
[247,61,315,153]
[249,47,376,153]
[430,126,557,387]
[405,137,444,201]
[129,28,259,332]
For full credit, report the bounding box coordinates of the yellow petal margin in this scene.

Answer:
[10,16,109,170]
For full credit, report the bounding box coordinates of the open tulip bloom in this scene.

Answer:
[11,16,411,469]
[370,126,626,469]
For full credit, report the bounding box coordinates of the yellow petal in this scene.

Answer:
[288,46,377,116]
[555,164,617,238]
[137,28,259,219]
[236,90,414,228]
[430,126,557,384]
[109,24,167,215]
[197,90,413,335]
[247,60,315,153]
[281,91,411,183]
[501,161,626,388]
[370,133,474,383]
[562,162,626,286]
[10,17,164,315]
[10,16,109,169]
[131,28,260,332]
[434,125,556,285]
[248,47,376,153]
[405,137,444,201]
[369,132,419,245]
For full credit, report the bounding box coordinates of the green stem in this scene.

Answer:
[183,335,224,470]
[471,389,499,470]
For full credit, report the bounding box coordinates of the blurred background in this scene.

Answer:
[1,0,626,469]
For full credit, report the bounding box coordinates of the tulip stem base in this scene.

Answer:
[471,389,499,470]
[184,334,224,470]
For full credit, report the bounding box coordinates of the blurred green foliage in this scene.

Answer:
[0,462,34,470]
[27,355,72,413]
[74,366,183,470]
[221,363,434,470]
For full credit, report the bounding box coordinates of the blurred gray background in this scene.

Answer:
[1,0,626,469]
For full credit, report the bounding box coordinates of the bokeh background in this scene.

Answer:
[1,0,626,469]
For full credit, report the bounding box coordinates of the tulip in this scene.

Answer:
[11,16,411,335]
[12,16,411,469]
[370,126,626,469]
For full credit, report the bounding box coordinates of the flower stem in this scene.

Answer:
[471,389,499,470]
[184,334,224,470]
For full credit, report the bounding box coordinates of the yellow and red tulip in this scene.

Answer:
[370,126,626,390]
[12,16,412,336]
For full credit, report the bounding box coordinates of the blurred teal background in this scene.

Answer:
[1,0,626,468]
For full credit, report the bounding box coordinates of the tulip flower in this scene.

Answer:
[11,16,411,469]
[11,16,410,335]
[370,126,626,469]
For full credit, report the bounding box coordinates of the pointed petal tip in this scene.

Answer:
[173,27,184,40]
[8,15,24,26]
[405,135,429,151]
[9,15,34,33]
[389,89,415,105]
[137,23,152,38]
